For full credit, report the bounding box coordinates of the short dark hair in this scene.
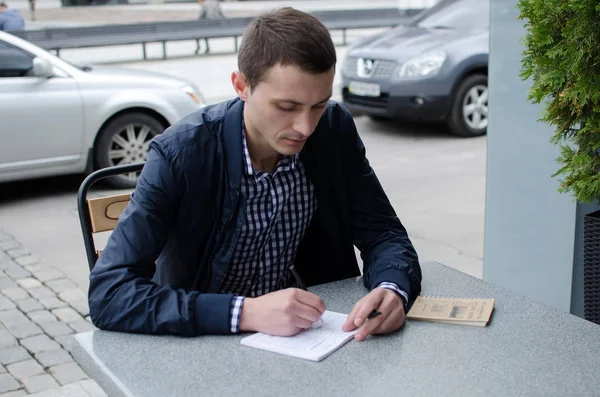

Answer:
[238,7,337,91]
[0,2,7,7]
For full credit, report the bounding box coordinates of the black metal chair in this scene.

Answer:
[77,163,145,272]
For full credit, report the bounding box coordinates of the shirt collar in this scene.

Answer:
[241,122,254,176]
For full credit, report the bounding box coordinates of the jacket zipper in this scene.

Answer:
[205,189,239,292]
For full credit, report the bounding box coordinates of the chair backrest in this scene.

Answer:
[78,163,144,271]
[86,193,132,257]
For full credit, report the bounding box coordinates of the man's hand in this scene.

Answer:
[342,288,405,342]
[239,288,326,336]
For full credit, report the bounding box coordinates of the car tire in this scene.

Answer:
[447,74,488,137]
[94,112,165,189]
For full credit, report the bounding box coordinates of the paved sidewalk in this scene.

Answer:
[0,230,105,397]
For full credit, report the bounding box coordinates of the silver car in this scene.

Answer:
[0,31,206,188]
[341,0,489,137]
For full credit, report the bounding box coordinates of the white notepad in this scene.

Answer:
[240,311,358,362]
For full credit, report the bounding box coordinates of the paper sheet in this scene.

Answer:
[240,311,357,361]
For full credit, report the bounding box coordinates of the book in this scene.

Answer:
[407,295,495,327]
[240,310,357,362]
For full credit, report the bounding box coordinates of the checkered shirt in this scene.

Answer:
[218,124,317,332]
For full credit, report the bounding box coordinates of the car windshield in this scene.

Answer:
[414,0,489,30]
[2,36,93,72]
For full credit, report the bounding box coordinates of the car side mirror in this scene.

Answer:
[32,57,53,78]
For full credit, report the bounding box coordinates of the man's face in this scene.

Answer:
[0,6,6,12]
[233,63,334,157]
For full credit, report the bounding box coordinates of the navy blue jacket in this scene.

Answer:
[88,98,422,336]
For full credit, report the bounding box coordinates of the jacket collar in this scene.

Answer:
[222,97,244,193]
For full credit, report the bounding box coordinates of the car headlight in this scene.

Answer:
[181,85,205,105]
[398,50,447,78]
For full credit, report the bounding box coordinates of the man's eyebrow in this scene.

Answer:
[276,94,332,106]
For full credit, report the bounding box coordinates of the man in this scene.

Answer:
[197,0,224,20]
[28,0,34,22]
[195,0,223,54]
[88,7,422,342]
[0,2,24,32]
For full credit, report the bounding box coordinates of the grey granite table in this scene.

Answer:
[72,261,600,397]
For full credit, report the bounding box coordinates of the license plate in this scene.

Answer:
[348,81,381,97]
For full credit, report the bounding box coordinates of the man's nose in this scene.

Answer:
[293,111,313,137]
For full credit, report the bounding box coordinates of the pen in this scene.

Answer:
[290,267,324,328]
[290,266,307,291]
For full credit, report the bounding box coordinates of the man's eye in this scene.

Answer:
[278,106,295,112]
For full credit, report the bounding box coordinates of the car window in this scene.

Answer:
[416,0,489,30]
[0,41,34,78]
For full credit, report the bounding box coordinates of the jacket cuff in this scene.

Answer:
[370,268,413,302]
[194,293,236,335]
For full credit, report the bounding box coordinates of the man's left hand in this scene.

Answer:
[342,287,405,342]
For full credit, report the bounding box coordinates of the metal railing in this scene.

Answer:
[12,8,424,60]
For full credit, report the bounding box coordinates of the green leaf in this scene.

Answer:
[519,0,600,203]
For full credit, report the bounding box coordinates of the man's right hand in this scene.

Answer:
[239,288,326,336]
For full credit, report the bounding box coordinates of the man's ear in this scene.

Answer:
[231,71,249,100]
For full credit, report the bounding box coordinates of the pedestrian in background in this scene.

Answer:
[198,0,224,20]
[196,0,224,53]
[0,2,25,32]
[29,0,35,22]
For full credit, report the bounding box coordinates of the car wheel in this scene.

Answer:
[94,112,165,189]
[447,74,488,137]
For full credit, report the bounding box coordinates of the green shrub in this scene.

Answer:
[517,0,600,203]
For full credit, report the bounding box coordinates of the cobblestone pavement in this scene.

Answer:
[0,230,106,397]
